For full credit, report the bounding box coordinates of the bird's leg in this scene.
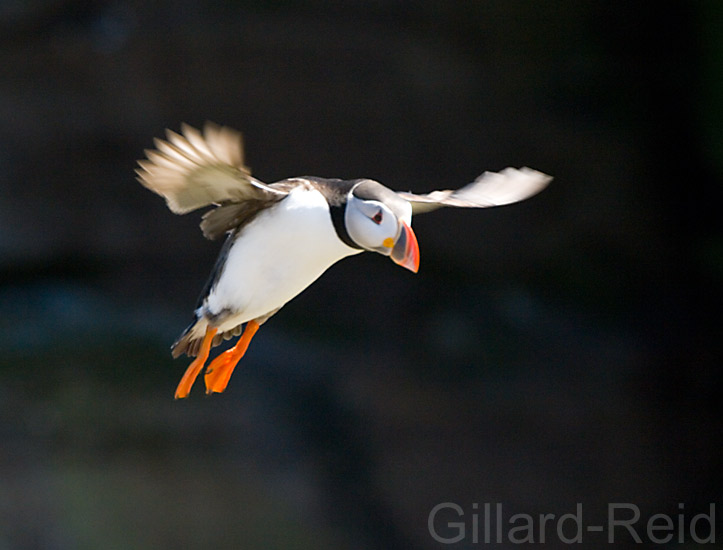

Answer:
[174,327,218,399]
[204,320,260,395]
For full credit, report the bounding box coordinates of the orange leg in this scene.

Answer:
[174,327,218,399]
[204,320,260,395]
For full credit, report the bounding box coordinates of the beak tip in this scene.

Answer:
[390,221,420,273]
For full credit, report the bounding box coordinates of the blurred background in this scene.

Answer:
[1,1,721,549]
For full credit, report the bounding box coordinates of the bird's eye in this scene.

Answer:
[372,210,383,224]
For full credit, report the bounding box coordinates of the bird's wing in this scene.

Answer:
[397,167,552,214]
[136,122,288,215]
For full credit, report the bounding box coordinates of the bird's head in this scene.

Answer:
[344,179,419,273]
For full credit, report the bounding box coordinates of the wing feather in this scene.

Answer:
[160,132,210,166]
[179,123,218,162]
[136,122,287,214]
[398,167,552,214]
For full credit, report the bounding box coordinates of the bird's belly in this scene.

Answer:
[204,188,360,326]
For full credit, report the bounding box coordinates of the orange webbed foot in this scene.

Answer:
[204,320,260,395]
[175,327,217,399]
[202,348,241,395]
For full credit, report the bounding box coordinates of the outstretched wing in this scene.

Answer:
[136,122,287,215]
[397,167,552,214]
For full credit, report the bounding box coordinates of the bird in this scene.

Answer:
[136,122,551,398]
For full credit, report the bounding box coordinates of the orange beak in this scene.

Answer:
[390,221,420,273]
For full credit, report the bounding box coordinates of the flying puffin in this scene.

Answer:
[136,122,551,398]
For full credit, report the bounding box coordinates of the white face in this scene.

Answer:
[345,195,410,254]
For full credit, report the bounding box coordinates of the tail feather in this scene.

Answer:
[171,317,247,358]
[171,317,207,358]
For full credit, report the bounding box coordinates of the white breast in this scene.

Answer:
[203,186,360,330]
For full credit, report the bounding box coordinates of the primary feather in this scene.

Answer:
[398,167,551,214]
[135,122,286,215]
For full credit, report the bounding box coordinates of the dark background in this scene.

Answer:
[1,1,721,549]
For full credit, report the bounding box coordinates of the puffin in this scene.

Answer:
[136,122,551,398]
